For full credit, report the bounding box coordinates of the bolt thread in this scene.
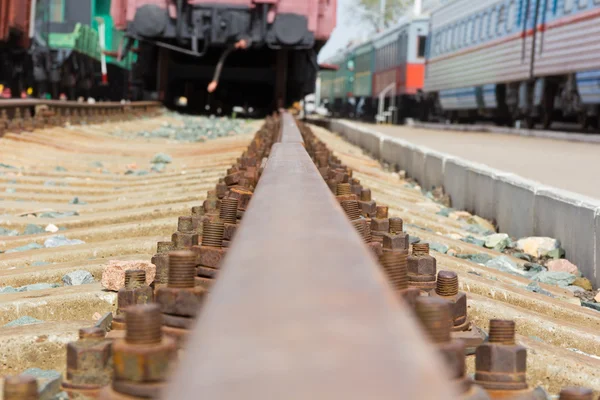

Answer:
[125,304,162,345]
[415,297,452,344]
[201,220,225,247]
[488,320,516,345]
[341,200,361,221]
[389,218,403,233]
[219,198,239,225]
[371,234,383,244]
[364,223,372,243]
[559,388,594,400]
[379,251,409,290]
[336,183,352,196]
[436,271,459,296]
[412,243,429,256]
[3,376,38,400]
[351,220,370,243]
[124,270,146,288]
[168,251,197,288]
[79,327,105,339]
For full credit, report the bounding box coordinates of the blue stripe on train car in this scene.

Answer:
[576,70,600,104]
[439,87,478,110]
[482,84,497,109]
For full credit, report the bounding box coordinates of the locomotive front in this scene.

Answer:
[113,0,336,113]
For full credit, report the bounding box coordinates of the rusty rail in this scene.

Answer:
[165,112,456,399]
[0,100,162,135]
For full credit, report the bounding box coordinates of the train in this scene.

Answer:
[0,0,135,100]
[320,0,600,131]
[110,0,337,113]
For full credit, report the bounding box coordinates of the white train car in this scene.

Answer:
[424,0,600,129]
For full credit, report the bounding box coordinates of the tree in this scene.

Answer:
[349,0,414,32]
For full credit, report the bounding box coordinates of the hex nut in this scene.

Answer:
[438,340,466,381]
[408,255,436,281]
[370,218,390,232]
[66,339,113,386]
[196,245,227,268]
[156,286,206,317]
[171,231,199,249]
[382,232,409,251]
[475,343,527,390]
[358,200,377,217]
[223,223,238,241]
[117,286,153,314]
[112,337,177,383]
[431,291,468,329]
[151,253,169,285]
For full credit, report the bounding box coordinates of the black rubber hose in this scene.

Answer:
[207,45,235,93]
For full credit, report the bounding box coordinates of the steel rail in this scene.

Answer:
[0,99,160,109]
[165,112,456,399]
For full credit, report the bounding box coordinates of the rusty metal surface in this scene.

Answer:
[165,114,456,400]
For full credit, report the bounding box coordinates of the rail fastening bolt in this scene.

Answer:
[4,375,38,400]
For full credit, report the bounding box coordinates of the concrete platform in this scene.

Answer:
[314,119,600,288]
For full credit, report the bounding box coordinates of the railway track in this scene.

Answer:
[0,103,598,399]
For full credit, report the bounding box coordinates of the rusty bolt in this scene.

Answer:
[113,270,153,330]
[382,232,409,252]
[201,220,225,248]
[336,182,352,196]
[389,217,404,234]
[370,218,389,233]
[408,243,436,290]
[219,198,239,225]
[216,181,228,199]
[475,320,528,391]
[156,251,206,318]
[63,327,113,392]
[4,375,38,400]
[378,251,408,291]
[430,271,468,331]
[559,388,593,400]
[360,188,372,202]
[376,205,388,219]
[112,304,177,386]
[415,298,472,394]
[341,200,361,221]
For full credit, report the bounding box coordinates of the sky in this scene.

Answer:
[318,0,369,63]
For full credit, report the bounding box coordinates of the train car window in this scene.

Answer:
[480,12,488,41]
[452,24,459,49]
[595,0,600,5]
[497,4,506,35]
[564,0,574,12]
[466,19,473,46]
[50,0,65,22]
[507,0,517,31]
[417,36,427,57]
[460,21,467,47]
[578,0,588,8]
[446,26,452,51]
[489,8,498,38]
[473,15,481,43]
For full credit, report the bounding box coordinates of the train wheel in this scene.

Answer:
[541,110,553,130]
[524,115,535,130]
[578,113,590,131]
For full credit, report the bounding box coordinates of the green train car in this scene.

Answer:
[30,0,135,99]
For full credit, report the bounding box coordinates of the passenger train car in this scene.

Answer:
[320,15,429,122]
[111,0,337,112]
[0,0,134,100]
[423,0,600,129]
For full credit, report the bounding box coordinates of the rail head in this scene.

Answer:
[165,114,456,399]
